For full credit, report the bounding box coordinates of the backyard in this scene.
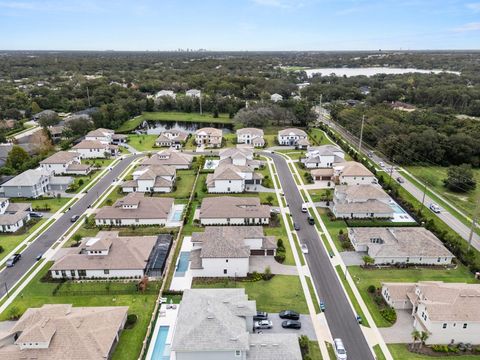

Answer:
[388,344,480,360]
[348,265,478,327]
[126,134,158,152]
[0,218,47,261]
[192,274,309,313]
[0,262,161,360]
[11,197,71,213]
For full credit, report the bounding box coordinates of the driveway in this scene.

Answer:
[379,309,415,344]
[249,256,298,275]
[340,251,366,266]
[254,313,316,340]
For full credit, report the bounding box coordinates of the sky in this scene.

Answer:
[0,0,479,51]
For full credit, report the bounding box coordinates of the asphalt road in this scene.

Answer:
[324,119,480,251]
[0,154,141,298]
[266,152,374,360]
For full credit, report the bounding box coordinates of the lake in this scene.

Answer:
[305,67,460,78]
[142,120,233,135]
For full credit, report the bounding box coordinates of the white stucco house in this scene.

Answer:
[195,127,222,148]
[141,149,193,169]
[0,198,31,233]
[199,196,271,226]
[0,169,51,198]
[189,226,276,277]
[155,130,189,149]
[95,193,174,226]
[122,165,176,193]
[302,145,345,169]
[277,128,310,148]
[334,161,376,185]
[236,128,265,147]
[186,89,201,98]
[85,128,114,144]
[171,289,302,360]
[332,184,394,219]
[270,93,283,102]
[72,140,118,159]
[382,281,480,345]
[50,231,158,279]
[347,227,454,265]
[40,151,91,175]
[155,90,176,100]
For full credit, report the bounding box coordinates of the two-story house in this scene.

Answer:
[236,128,265,147]
[195,127,223,148]
[122,165,176,193]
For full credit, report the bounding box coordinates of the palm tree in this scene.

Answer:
[419,331,429,349]
[362,255,375,266]
[410,330,420,350]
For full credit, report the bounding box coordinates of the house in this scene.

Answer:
[48,125,65,142]
[360,86,370,95]
[0,169,51,198]
[195,127,223,148]
[302,145,345,169]
[207,149,262,193]
[72,140,118,159]
[141,149,193,169]
[334,161,376,185]
[31,109,57,122]
[50,231,158,279]
[347,227,454,265]
[171,289,302,360]
[311,168,335,181]
[155,130,189,149]
[0,304,128,360]
[40,151,91,175]
[155,90,176,100]
[122,165,176,193]
[297,82,310,89]
[85,128,114,144]
[95,193,174,226]
[390,101,416,112]
[332,184,394,219]
[0,198,31,233]
[278,128,309,148]
[186,89,201,98]
[270,93,283,102]
[381,282,480,344]
[112,134,127,145]
[190,226,276,277]
[199,196,271,225]
[236,128,265,147]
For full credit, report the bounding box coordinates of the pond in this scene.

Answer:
[141,120,233,135]
[305,67,460,78]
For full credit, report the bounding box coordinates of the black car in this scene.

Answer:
[254,311,268,321]
[307,216,315,225]
[282,320,301,329]
[70,215,80,222]
[29,212,43,218]
[6,253,21,267]
[294,223,300,231]
[279,310,300,320]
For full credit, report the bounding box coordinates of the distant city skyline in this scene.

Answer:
[0,0,479,51]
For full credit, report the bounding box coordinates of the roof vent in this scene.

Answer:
[261,343,267,347]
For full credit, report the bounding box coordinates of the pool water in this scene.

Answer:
[151,326,170,360]
[172,210,183,221]
[174,251,190,277]
[389,201,406,214]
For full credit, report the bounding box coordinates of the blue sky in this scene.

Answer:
[0,0,479,50]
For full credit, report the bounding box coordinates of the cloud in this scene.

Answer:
[453,22,480,32]
[251,0,305,9]
[0,1,35,9]
[0,0,105,13]
[466,2,480,12]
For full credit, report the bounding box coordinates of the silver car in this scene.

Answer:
[254,320,273,329]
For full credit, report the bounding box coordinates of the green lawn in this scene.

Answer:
[348,265,477,327]
[11,197,70,213]
[192,275,309,313]
[335,265,370,327]
[294,161,312,183]
[388,344,480,360]
[306,276,321,313]
[258,165,274,188]
[0,262,160,360]
[126,134,158,151]
[307,341,323,360]
[374,345,387,360]
[309,129,335,146]
[276,150,306,160]
[308,189,332,203]
[317,208,348,251]
[223,133,237,147]
[66,172,98,194]
[0,219,46,261]
[264,216,295,265]
[82,158,115,168]
[100,186,124,207]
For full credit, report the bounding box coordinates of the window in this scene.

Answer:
[463,323,468,329]
[61,270,66,277]
[226,259,229,263]
[55,271,59,275]
[70,270,75,277]
[437,257,441,262]
[78,270,86,277]
[223,269,227,274]
[442,323,447,329]
[104,269,110,275]
[235,350,241,357]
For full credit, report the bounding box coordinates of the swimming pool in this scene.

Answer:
[389,201,406,214]
[151,326,170,360]
[174,251,190,277]
[172,210,183,221]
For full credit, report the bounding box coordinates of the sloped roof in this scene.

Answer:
[141,150,193,167]
[40,151,79,165]
[95,193,173,220]
[278,128,307,137]
[2,169,50,187]
[200,196,270,219]
[237,128,264,137]
[338,161,374,177]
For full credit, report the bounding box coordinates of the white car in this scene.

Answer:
[301,244,309,254]
[334,338,347,360]
[429,203,441,213]
[379,161,385,168]
[254,320,273,329]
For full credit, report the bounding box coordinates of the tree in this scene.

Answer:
[362,255,375,266]
[443,164,477,192]
[410,330,420,350]
[6,145,29,170]
[72,234,82,246]
[31,101,41,114]
[266,195,274,205]
[419,331,429,349]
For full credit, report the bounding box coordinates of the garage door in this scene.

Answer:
[250,250,265,255]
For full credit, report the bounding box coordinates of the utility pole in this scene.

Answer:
[4,282,9,298]
[86,86,91,107]
[467,198,480,251]
[387,164,394,187]
[419,180,428,215]
[358,115,365,153]
[199,91,203,115]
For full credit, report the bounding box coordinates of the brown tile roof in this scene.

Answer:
[95,193,173,220]
[141,150,193,167]
[0,201,31,226]
[236,128,264,137]
[278,128,307,137]
[72,140,107,150]
[195,127,222,137]
[86,128,114,137]
[338,161,374,177]
[200,196,271,219]
[40,151,79,164]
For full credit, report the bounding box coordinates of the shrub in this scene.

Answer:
[380,307,397,324]
[367,285,376,294]
[262,266,273,281]
[275,252,286,263]
[8,306,21,320]
[432,345,449,352]
[125,314,138,329]
[0,245,3,254]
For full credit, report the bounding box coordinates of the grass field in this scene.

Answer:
[11,197,70,213]
[0,219,46,261]
[127,134,158,151]
[308,189,331,203]
[155,169,196,199]
[406,166,480,220]
[317,208,347,251]
[0,262,160,360]
[348,265,477,327]
[388,344,480,360]
[192,275,309,313]
[82,158,115,168]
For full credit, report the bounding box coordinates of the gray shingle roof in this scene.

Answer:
[2,169,49,187]
[248,334,302,360]
[40,151,79,165]
[95,193,173,220]
[200,196,271,219]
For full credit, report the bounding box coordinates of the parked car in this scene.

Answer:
[429,203,441,213]
[281,320,301,329]
[35,253,43,261]
[320,300,325,312]
[334,338,347,360]
[356,314,363,324]
[301,244,309,254]
[294,223,300,231]
[279,310,300,320]
[379,161,385,167]
[396,177,404,183]
[29,212,43,218]
[6,253,21,267]
[70,214,80,222]
[307,216,315,225]
[253,311,268,321]
[328,251,334,258]
[254,320,273,329]
[301,203,308,213]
